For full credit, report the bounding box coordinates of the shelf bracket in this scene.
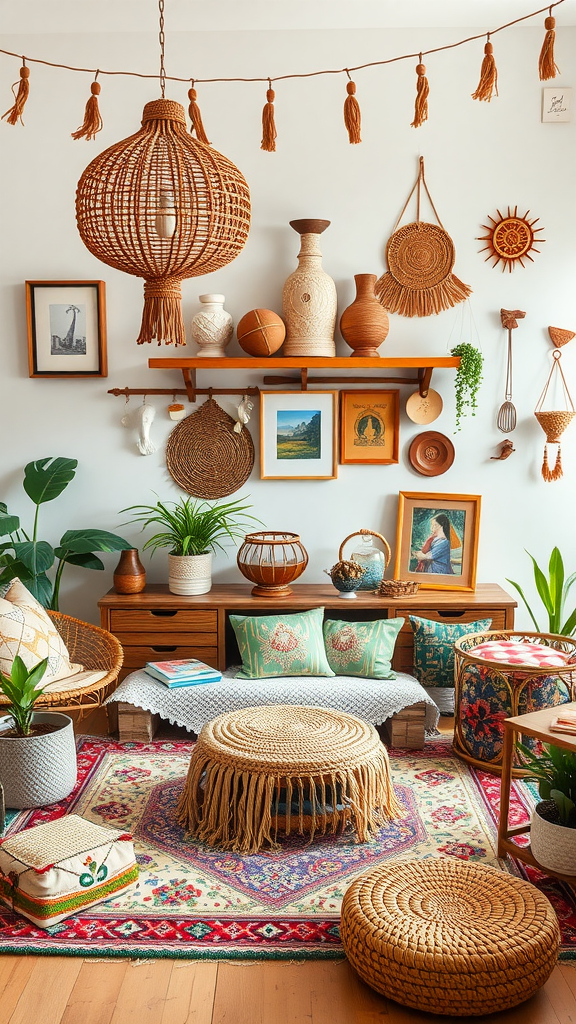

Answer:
[301,367,308,391]
[418,366,433,397]
[182,367,196,402]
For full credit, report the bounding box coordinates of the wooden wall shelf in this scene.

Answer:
[148,356,460,402]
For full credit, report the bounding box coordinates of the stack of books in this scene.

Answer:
[144,658,222,688]
[549,710,576,737]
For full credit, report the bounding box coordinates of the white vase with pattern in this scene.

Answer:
[190,294,233,357]
[282,219,337,357]
[168,553,212,595]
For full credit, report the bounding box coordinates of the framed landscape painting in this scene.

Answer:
[26,280,107,378]
[340,389,399,464]
[394,491,481,591]
[260,391,338,480]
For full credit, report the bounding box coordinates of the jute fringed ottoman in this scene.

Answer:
[340,859,560,1017]
[177,704,400,853]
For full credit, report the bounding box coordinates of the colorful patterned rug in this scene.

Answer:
[1,736,574,960]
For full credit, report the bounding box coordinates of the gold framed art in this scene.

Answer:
[26,280,107,378]
[260,390,338,480]
[394,491,481,591]
[340,390,399,464]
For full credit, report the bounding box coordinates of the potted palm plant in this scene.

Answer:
[507,547,576,636]
[518,739,576,877]
[0,655,78,809]
[122,496,261,595]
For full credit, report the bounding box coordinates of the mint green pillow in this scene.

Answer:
[323,617,404,679]
[410,615,492,688]
[230,607,334,679]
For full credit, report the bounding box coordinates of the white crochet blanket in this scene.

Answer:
[106,668,440,735]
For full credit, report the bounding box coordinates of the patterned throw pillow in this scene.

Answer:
[323,617,404,678]
[0,578,82,683]
[409,615,492,689]
[230,607,334,679]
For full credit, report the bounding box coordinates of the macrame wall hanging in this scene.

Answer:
[375,157,472,318]
[534,326,575,482]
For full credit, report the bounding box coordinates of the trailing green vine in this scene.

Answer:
[450,343,483,431]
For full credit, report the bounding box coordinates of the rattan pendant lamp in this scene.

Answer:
[75,1,251,346]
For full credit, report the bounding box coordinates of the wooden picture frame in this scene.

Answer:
[394,491,481,592]
[26,280,107,378]
[340,389,399,464]
[260,390,338,480]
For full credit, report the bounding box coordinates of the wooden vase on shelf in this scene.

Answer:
[282,219,337,357]
[340,274,390,357]
[113,549,146,594]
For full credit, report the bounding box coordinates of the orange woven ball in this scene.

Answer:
[237,309,285,356]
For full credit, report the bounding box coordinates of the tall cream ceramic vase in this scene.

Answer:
[282,219,337,357]
[340,274,390,357]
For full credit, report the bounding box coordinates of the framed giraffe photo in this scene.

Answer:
[26,280,107,378]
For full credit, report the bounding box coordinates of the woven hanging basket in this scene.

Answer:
[166,397,255,499]
[76,99,251,347]
[534,346,575,482]
[376,158,472,318]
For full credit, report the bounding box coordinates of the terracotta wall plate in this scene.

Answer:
[408,431,455,476]
[405,388,443,424]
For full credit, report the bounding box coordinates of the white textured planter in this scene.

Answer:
[0,712,77,809]
[531,801,576,877]
[168,552,213,595]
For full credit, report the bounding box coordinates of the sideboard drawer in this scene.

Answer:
[114,630,218,648]
[109,609,217,633]
[121,645,219,669]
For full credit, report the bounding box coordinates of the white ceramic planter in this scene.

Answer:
[0,712,77,809]
[531,801,576,876]
[168,552,213,595]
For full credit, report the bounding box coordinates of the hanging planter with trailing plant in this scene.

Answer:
[450,342,483,431]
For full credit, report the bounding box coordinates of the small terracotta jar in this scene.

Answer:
[113,549,146,594]
[340,274,390,357]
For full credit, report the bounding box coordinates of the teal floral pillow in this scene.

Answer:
[230,607,334,679]
[323,618,404,679]
[410,615,492,688]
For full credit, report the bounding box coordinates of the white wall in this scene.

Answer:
[1,23,575,625]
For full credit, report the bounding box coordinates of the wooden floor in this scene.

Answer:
[1,711,573,1024]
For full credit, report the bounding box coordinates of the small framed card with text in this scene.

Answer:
[26,280,107,378]
[340,390,399,464]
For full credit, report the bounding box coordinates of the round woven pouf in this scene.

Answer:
[340,859,560,1017]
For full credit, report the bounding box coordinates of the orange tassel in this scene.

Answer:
[71,78,103,141]
[188,84,210,145]
[261,82,277,152]
[539,13,560,80]
[472,38,498,102]
[2,61,30,126]
[343,78,361,144]
[411,57,429,128]
[542,442,563,481]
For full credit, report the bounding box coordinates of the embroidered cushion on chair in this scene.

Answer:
[0,578,83,683]
[470,640,570,668]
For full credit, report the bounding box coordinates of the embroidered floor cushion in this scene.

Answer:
[470,640,570,668]
[323,618,404,678]
[0,814,138,929]
[0,578,82,683]
[230,607,334,679]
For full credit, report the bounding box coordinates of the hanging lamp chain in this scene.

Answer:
[158,0,166,98]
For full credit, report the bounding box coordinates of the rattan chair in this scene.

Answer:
[0,612,123,722]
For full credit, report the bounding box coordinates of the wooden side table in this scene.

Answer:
[498,702,576,886]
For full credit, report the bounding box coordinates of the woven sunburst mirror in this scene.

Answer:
[478,206,545,272]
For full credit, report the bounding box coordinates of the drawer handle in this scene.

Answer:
[152,646,178,652]
[150,610,179,618]
[437,610,465,618]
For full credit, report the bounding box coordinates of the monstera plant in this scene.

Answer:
[0,457,131,610]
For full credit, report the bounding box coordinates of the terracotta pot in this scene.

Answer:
[340,274,390,357]
[113,548,146,594]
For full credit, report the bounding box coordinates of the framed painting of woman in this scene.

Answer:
[394,492,481,591]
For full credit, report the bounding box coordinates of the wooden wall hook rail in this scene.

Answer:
[108,385,259,402]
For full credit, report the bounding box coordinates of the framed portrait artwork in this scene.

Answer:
[394,491,481,591]
[340,389,399,464]
[26,280,107,378]
[260,391,338,480]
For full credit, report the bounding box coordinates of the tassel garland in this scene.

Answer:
[343,77,362,143]
[542,442,563,481]
[2,61,30,126]
[411,58,429,128]
[188,84,210,144]
[539,13,560,80]
[472,38,498,102]
[261,82,277,152]
[71,78,103,141]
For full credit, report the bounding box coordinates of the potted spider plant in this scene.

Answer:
[0,655,78,809]
[121,496,261,595]
[518,739,576,877]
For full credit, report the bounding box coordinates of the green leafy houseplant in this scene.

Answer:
[517,740,576,828]
[506,547,576,636]
[450,343,483,431]
[0,458,132,610]
[121,495,261,556]
[0,654,49,737]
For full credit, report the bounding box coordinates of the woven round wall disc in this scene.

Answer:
[166,397,254,498]
[386,222,455,290]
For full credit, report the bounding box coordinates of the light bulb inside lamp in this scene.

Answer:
[154,191,177,239]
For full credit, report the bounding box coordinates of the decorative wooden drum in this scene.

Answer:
[236,531,308,597]
[453,631,576,774]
